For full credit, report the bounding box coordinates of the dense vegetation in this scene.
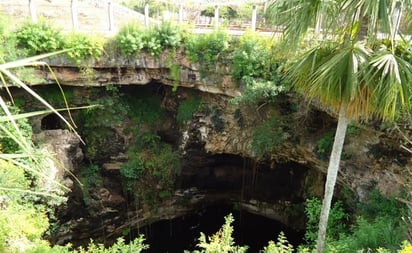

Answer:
[0,4,412,252]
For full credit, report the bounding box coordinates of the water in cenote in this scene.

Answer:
[128,203,304,253]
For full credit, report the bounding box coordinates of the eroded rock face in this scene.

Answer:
[28,83,412,247]
[33,129,83,189]
[171,89,411,201]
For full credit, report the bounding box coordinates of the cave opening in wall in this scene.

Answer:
[41,113,64,130]
[129,203,304,253]
[180,153,308,202]
[130,155,310,253]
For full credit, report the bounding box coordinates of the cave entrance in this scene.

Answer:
[180,153,308,202]
[131,202,304,253]
[41,113,64,130]
[169,154,309,252]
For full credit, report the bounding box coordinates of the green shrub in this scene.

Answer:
[15,20,64,55]
[304,197,348,246]
[0,203,49,252]
[154,22,182,49]
[149,143,180,187]
[231,80,286,105]
[346,124,360,136]
[170,62,180,91]
[140,23,182,57]
[176,94,202,123]
[76,88,129,159]
[331,191,407,252]
[29,236,149,253]
[316,130,335,160]
[80,164,102,188]
[262,232,294,253]
[305,192,407,252]
[116,22,145,56]
[201,6,238,20]
[382,38,412,63]
[125,0,166,18]
[232,33,274,84]
[316,125,360,160]
[327,216,406,252]
[0,159,30,201]
[0,28,23,63]
[352,216,405,251]
[125,90,165,127]
[75,236,148,253]
[125,137,180,203]
[185,31,231,76]
[126,139,180,198]
[186,214,248,253]
[78,164,103,208]
[251,116,289,158]
[64,33,104,64]
[140,132,161,149]
[357,190,407,220]
[36,86,74,107]
[120,156,145,179]
[143,30,162,56]
[0,13,9,37]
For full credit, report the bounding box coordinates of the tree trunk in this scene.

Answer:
[316,105,349,253]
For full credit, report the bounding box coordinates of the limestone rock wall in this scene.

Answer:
[19,56,412,245]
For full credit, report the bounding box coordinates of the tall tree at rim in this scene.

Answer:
[268,0,412,252]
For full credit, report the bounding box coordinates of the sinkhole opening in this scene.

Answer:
[128,203,304,253]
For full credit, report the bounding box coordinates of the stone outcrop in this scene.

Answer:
[33,129,83,190]
[40,52,241,97]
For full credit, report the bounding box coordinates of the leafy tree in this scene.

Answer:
[268,0,412,252]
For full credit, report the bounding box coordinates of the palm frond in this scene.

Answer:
[401,2,412,33]
[0,153,64,190]
[0,50,70,70]
[365,49,412,120]
[0,105,98,122]
[362,0,391,36]
[268,0,321,43]
[0,97,32,152]
[0,186,67,199]
[288,42,372,119]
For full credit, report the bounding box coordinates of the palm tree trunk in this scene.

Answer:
[316,105,349,253]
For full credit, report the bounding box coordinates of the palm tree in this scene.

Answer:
[269,0,412,252]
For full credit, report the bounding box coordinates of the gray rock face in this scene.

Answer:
[34,129,83,190]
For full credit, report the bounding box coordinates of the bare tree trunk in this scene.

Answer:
[316,105,349,253]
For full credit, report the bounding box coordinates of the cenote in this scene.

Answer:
[127,203,304,253]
